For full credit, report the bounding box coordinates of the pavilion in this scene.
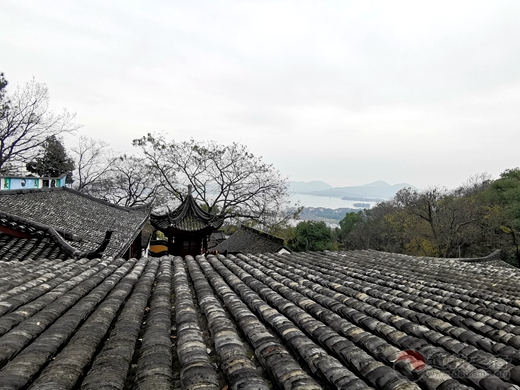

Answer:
[150,185,224,257]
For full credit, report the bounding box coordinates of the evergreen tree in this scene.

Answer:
[26,136,75,183]
[0,73,8,120]
[288,221,336,251]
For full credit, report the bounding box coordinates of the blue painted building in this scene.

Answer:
[0,173,67,190]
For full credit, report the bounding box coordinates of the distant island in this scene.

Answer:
[342,196,385,202]
[353,202,371,208]
[290,180,415,200]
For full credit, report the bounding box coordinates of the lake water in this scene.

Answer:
[289,193,379,209]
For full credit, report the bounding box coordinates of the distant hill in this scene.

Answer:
[292,180,415,200]
[289,181,332,193]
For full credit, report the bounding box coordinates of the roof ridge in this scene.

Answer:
[241,225,285,245]
[62,187,153,212]
[0,187,153,213]
[0,210,112,259]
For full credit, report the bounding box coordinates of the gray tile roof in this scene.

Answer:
[0,187,151,258]
[213,225,289,254]
[208,231,227,248]
[0,233,68,261]
[0,250,519,389]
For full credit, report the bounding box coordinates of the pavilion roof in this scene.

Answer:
[151,187,224,234]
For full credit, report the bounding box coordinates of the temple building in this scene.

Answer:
[150,185,224,257]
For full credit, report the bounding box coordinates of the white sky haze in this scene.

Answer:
[2,1,520,189]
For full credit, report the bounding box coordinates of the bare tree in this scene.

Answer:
[394,186,483,257]
[454,172,492,197]
[395,186,447,243]
[134,133,294,227]
[98,155,158,207]
[70,136,114,191]
[0,77,79,173]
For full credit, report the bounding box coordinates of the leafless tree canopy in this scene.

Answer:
[71,137,158,207]
[70,136,114,192]
[134,133,292,227]
[0,78,79,173]
[89,155,158,208]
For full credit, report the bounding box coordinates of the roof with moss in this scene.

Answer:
[213,225,289,254]
[0,187,151,258]
[1,250,520,389]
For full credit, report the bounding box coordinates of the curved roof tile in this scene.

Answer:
[0,250,518,389]
[0,187,151,258]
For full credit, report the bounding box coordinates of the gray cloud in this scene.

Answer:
[2,0,520,189]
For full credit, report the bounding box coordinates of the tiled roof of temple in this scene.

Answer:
[0,212,69,261]
[415,250,518,270]
[151,187,224,233]
[213,225,289,254]
[0,232,69,261]
[1,250,520,389]
[0,187,151,258]
[208,231,227,248]
[0,211,114,261]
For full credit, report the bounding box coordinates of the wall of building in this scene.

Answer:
[0,176,66,190]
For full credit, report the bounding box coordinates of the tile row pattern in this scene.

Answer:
[0,249,519,390]
[173,256,220,389]
[194,255,322,389]
[0,187,150,257]
[185,255,271,390]
[213,226,287,254]
[0,233,68,261]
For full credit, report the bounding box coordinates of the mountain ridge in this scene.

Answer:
[290,180,416,200]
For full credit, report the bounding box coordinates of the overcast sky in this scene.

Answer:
[3,1,520,189]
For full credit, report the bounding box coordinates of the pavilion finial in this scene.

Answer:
[188,184,193,196]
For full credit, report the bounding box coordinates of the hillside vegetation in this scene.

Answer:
[288,171,520,267]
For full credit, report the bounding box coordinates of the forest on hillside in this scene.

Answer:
[287,172,520,267]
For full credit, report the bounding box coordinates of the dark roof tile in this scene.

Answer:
[213,225,289,254]
[0,187,150,258]
[0,250,519,389]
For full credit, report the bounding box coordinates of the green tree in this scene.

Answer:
[338,211,363,242]
[26,136,75,182]
[342,180,492,258]
[481,168,520,266]
[288,221,335,252]
[393,186,485,257]
[0,73,8,121]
